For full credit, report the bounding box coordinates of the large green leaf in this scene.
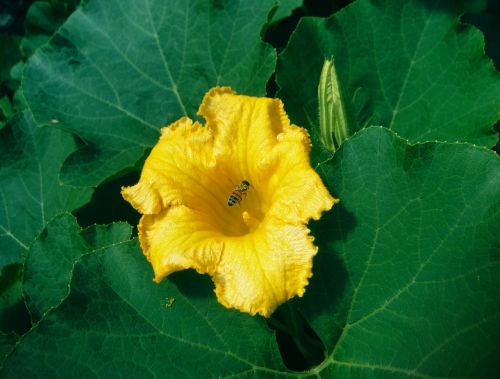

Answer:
[300,127,500,377]
[277,0,500,163]
[4,128,498,378]
[0,111,92,268]
[23,0,277,187]
[1,216,288,377]
[23,213,132,320]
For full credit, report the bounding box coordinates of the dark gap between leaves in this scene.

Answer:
[268,301,325,371]
[0,263,31,335]
[75,170,141,231]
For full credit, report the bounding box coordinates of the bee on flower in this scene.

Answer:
[122,87,337,317]
[227,180,250,206]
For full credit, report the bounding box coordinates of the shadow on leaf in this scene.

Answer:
[168,270,215,299]
[300,202,355,348]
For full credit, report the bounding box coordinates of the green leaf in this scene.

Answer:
[0,264,30,335]
[0,97,14,121]
[302,127,500,377]
[0,332,17,362]
[2,1,79,114]
[23,0,277,187]
[6,127,498,377]
[268,0,302,24]
[24,213,132,320]
[2,226,288,377]
[20,1,80,58]
[277,0,500,163]
[0,111,92,268]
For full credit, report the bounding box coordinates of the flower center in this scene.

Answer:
[210,178,265,237]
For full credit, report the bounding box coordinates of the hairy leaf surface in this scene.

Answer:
[0,112,91,268]
[302,127,500,378]
[2,216,288,377]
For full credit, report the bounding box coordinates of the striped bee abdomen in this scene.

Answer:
[227,180,251,207]
[227,193,242,206]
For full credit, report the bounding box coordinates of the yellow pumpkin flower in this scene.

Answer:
[122,87,337,317]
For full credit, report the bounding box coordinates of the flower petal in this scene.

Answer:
[138,203,317,316]
[198,88,290,208]
[260,127,337,224]
[214,219,318,317]
[121,117,237,227]
[198,87,337,221]
[138,205,224,278]
[198,87,287,166]
[122,117,213,212]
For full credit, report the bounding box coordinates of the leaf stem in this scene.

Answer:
[269,301,325,369]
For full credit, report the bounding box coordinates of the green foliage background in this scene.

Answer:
[0,0,499,377]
